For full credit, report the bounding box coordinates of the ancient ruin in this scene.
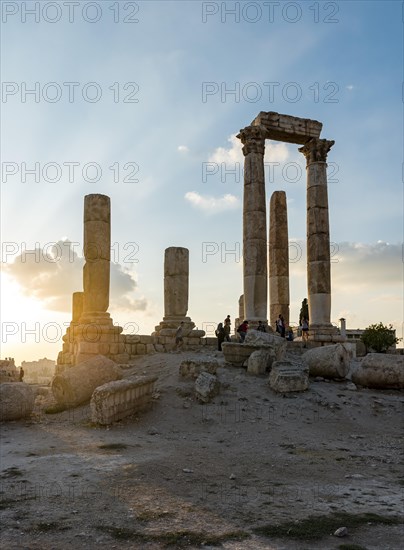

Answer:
[238,111,345,342]
[269,190,289,330]
[154,246,205,343]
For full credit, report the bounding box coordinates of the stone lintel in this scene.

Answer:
[251,111,322,144]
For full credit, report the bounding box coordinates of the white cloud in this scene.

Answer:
[177,145,189,153]
[346,84,354,90]
[208,134,290,165]
[5,240,149,313]
[184,191,240,214]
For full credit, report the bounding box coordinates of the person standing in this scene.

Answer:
[215,322,226,351]
[223,315,231,342]
[301,317,309,348]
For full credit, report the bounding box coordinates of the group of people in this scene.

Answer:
[177,313,310,352]
[276,314,309,345]
[215,317,269,349]
[215,315,232,350]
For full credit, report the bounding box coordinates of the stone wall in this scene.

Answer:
[58,334,218,368]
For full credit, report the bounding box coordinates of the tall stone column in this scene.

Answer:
[269,191,289,329]
[81,194,111,319]
[164,247,189,319]
[237,125,268,324]
[154,247,205,340]
[299,138,335,339]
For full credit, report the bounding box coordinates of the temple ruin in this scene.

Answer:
[238,111,346,343]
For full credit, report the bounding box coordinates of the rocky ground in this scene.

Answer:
[0,348,403,549]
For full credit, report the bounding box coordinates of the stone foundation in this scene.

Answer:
[90,375,157,425]
[58,333,218,369]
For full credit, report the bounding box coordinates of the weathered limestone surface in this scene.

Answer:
[222,331,286,368]
[164,247,189,318]
[302,343,350,379]
[179,359,219,379]
[351,354,404,389]
[237,125,268,323]
[0,383,35,421]
[90,375,157,425]
[269,361,309,393]
[82,194,111,316]
[245,330,287,360]
[252,112,322,144]
[222,343,262,367]
[72,292,84,322]
[299,138,338,341]
[52,355,122,408]
[269,191,289,328]
[194,372,220,403]
[247,350,272,376]
[155,247,204,340]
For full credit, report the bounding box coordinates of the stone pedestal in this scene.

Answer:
[237,125,268,324]
[154,247,204,342]
[299,138,341,342]
[269,191,289,330]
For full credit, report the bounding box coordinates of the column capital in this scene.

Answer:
[298,138,334,165]
[237,125,266,156]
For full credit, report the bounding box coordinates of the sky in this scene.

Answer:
[0,0,402,365]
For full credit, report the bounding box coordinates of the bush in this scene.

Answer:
[361,322,399,353]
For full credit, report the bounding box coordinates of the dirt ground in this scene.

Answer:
[0,348,403,550]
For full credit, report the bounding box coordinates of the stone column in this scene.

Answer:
[164,247,189,319]
[237,125,267,324]
[269,191,289,329]
[154,247,205,339]
[81,194,111,319]
[72,292,84,323]
[299,138,335,339]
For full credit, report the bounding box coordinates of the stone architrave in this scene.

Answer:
[299,138,337,340]
[269,191,289,329]
[237,125,268,325]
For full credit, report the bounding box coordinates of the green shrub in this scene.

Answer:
[361,322,399,353]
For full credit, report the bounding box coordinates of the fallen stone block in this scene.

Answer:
[179,359,220,379]
[245,330,286,359]
[351,353,404,389]
[268,361,309,393]
[0,383,36,421]
[51,355,122,409]
[90,375,157,425]
[302,343,350,379]
[247,349,273,375]
[194,372,220,403]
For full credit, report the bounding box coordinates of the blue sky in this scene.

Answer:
[1,0,402,363]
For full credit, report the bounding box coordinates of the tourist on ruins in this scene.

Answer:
[301,317,309,348]
[286,327,294,341]
[237,320,249,343]
[175,322,184,350]
[215,322,226,351]
[19,367,24,382]
[276,314,285,338]
[223,315,231,342]
[257,321,266,333]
